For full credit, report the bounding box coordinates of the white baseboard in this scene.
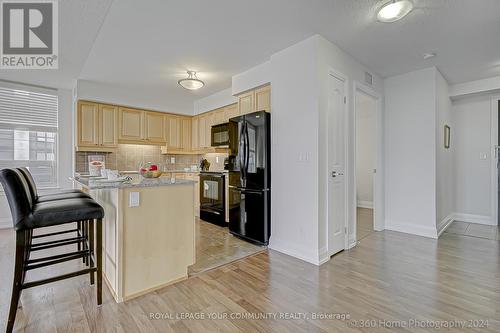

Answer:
[268,238,322,266]
[385,219,438,239]
[437,213,455,237]
[357,200,373,209]
[453,213,495,226]
[0,217,11,229]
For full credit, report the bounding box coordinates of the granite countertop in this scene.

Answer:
[73,176,196,190]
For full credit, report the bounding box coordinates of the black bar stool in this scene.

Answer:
[0,168,104,333]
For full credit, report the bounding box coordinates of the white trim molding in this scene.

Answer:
[357,200,373,209]
[437,213,455,236]
[269,238,323,266]
[453,213,495,226]
[385,220,438,239]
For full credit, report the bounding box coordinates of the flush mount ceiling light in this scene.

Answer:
[178,71,204,90]
[377,0,414,22]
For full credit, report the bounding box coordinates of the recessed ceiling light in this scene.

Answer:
[178,71,204,90]
[377,0,414,23]
[423,52,436,59]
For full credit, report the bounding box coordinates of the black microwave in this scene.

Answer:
[211,123,230,147]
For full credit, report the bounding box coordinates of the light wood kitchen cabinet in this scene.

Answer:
[236,84,271,115]
[224,103,239,122]
[191,116,199,150]
[255,85,271,113]
[77,101,118,151]
[144,112,165,143]
[181,117,192,150]
[213,108,226,125]
[238,91,254,115]
[77,101,99,147]
[99,104,119,147]
[198,113,208,148]
[166,115,182,149]
[119,108,144,142]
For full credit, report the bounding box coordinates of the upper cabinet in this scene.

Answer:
[255,85,271,113]
[238,91,254,115]
[118,107,166,145]
[144,112,165,144]
[77,101,118,151]
[162,115,192,154]
[119,108,144,142]
[212,108,226,126]
[224,103,239,122]
[236,84,271,115]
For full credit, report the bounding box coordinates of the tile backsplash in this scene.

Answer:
[75,144,227,173]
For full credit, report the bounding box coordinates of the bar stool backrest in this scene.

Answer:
[18,167,38,202]
[0,168,34,230]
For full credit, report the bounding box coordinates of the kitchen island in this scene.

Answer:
[74,177,195,302]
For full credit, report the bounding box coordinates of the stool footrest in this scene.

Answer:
[26,250,90,270]
[22,268,97,289]
[30,237,85,251]
[32,228,79,239]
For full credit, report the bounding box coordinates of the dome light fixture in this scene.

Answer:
[377,0,413,23]
[178,71,204,90]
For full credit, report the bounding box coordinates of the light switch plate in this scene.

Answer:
[129,192,140,207]
[170,157,175,164]
[480,153,488,160]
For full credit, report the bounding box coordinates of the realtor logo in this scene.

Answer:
[0,0,58,69]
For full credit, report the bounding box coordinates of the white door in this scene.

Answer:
[328,74,347,256]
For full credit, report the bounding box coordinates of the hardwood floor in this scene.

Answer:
[1,225,500,332]
[188,218,265,275]
[444,221,499,240]
[356,207,374,241]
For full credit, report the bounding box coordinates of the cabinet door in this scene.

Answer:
[224,103,239,122]
[78,101,99,147]
[119,108,144,141]
[198,114,207,148]
[167,115,182,149]
[205,112,215,147]
[145,112,165,144]
[99,104,118,147]
[213,108,226,125]
[181,117,191,150]
[238,91,255,115]
[191,116,199,150]
[255,85,271,113]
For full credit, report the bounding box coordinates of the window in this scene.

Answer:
[0,84,58,188]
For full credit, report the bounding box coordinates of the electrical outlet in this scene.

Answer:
[129,192,140,207]
[480,153,488,160]
[170,157,175,164]
[216,156,219,163]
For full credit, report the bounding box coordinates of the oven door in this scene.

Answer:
[199,174,225,224]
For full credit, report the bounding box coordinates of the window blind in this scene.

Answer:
[0,83,58,188]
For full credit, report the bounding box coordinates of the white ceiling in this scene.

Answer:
[2,0,500,113]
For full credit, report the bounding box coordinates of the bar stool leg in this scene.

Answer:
[77,221,82,260]
[96,218,103,305]
[7,230,27,333]
[83,220,88,266]
[89,219,95,285]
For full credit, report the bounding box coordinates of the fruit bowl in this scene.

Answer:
[139,163,162,178]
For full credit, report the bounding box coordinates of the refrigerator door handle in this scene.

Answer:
[244,122,250,173]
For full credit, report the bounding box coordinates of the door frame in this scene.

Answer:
[490,95,500,226]
[327,68,350,254]
[353,81,384,241]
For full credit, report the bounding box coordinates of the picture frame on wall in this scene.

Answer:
[444,125,451,149]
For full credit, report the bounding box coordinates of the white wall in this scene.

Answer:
[0,88,75,229]
[232,61,271,96]
[316,36,383,253]
[355,91,376,208]
[384,68,438,238]
[268,37,321,264]
[266,35,383,264]
[435,71,454,231]
[193,88,237,115]
[452,95,492,220]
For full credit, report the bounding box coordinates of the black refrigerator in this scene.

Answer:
[227,111,271,245]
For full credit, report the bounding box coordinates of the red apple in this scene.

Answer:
[149,165,158,171]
